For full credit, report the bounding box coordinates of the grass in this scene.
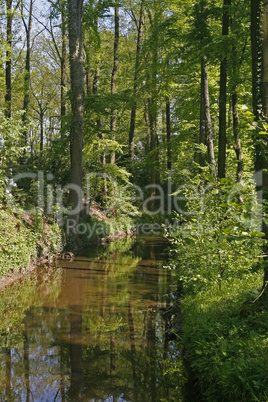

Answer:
[179,274,268,401]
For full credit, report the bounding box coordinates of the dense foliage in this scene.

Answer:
[1,0,268,400]
[0,207,62,276]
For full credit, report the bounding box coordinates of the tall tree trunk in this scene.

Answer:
[261,0,268,117]
[251,0,268,294]
[68,0,84,218]
[260,0,268,293]
[61,0,67,132]
[21,0,33,146]
[144,102,151,154]
[40,110,44,152]
[148,96,158,209]
[93,64,103,142]
[199,57,206,169]
[84,46,92,95]
[93,63,107,200]
[202,56,216,177]
[251,0,262,120]
[110,6,119,165]
[129,0,145,162]
[232,92,243,182]
[148,17,159,210]
[166,97,172,171]
[218,0,231,179]
[5,0,12,118]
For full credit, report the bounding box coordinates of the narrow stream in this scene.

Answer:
[0,236,189,401]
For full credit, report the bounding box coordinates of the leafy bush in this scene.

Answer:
[0,109,25,201]
[166,176,264,294]
[0,208,63,277]
[166,175,268,401]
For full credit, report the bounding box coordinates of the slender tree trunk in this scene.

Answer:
[68,0,84,218]
[22,0,33,146]
[261,0,268,117]
[166,97,172,171]
[5,0,12,118]
[93,63,107,199]
[110,6,119,165]
[148,18,159,209]
[228,96,232,128]
[202,56,216,177]
[61,0,67,132]
[144,102,151,154]
[199,58,206,169]
[129,0,145,162]
[251,0,262,120]
[218,0,231,179]
[148,96,157,209]
[232,92,243,181]
[260,0,268,293]
[93,64,103,144]
[40,110,44,152]
[84,46,92,95]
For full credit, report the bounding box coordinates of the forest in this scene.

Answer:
[0,0,268,400]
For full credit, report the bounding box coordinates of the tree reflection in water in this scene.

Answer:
[0,237,187,401]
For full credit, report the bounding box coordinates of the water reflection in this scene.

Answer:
[0,237,186,401]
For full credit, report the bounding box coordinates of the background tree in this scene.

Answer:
[218,0,231,179]
[21,0,34,146]
[5,0,20,118]
[68,0,84,217]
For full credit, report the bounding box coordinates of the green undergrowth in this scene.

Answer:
[180,275,268,401]
[64,213,134,250]
[166,175,268,401]
[0,207,63,277]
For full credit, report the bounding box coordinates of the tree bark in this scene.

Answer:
[40,110,44,152]
[21,0,33,146]
[232,92,243,182]
[261,0,268,117]
[61,0,67,132]
[5,0,12,118]
[68,0,84,218]
[260,0,268,293]
[110,6,119,165]
[129,0,145,162]
[93,63,107,200]
[251,0,262,120]
[148,96,157,209]
[202,56,216,177]
[199,57,206,169]
[84,45,92,95]
[218,0,231,179]
[166,97,172,171]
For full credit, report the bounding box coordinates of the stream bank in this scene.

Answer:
[0,207,62,291]
[0,202,134,291]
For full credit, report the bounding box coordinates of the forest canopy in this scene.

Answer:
[0,0,268,229]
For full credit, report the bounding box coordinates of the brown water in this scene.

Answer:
[0,237,187,402]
